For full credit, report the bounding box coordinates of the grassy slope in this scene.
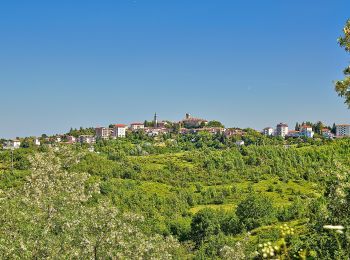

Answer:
[127,151,321,214]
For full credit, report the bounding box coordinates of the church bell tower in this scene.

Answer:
[154,112,158,128]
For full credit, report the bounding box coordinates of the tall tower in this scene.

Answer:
[154,112,158,128]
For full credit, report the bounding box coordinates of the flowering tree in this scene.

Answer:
[335,19,350,106]
[0,149,183,259]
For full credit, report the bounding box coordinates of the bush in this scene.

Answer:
[190,208,221,246]
[236,193,276,230]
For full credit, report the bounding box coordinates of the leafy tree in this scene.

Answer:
[335,19,350,106]
[67,127,95,137]
[236,193,275,230]
[332,123,337,134]
[207,121,225,128]
[0,149,183,259]
[191,208,221,246]
[314,121,324,135]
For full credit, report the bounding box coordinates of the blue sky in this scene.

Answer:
[0,0,349,138]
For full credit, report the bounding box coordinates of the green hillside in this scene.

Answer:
[1,134,350,259]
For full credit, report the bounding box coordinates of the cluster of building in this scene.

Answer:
[94,113,225,140]
[262,123,350,139]
[94,113,169,140]
[3,114,350,150]
[4,113,240,148]
[2,139,22,150]
[262,123,316,138]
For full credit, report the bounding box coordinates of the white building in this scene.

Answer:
[34,138,41,146]
[182,113,208,128]
[112,124,127,138]
[145,127,170,136]
[299,125,314,138]
[4,139,21,149]
[66,136,76,143]
[336,124,350,137]
[95,127,111,139]
[322,128,334,139]
[262,127,274,136]
[276,123,289,137]
[235,140,245,146]
[287,130,300,138]
[79,135,96,144]
[130,123,145,131]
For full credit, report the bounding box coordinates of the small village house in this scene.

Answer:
[112,124,127,138]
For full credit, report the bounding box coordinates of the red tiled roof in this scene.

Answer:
[183,118,208,122]
[114,124,127,127]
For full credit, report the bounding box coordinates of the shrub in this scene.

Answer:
[236,193,276,230]
[191,208,221,246]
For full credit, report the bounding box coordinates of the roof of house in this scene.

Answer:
[114,124,127,127]
[277,123,288,127]
[288,130,299,133]
[183,117,208,122]
[336,124,350,126]
[130,122,144,125]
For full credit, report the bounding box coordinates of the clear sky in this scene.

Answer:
[0,0,349,138]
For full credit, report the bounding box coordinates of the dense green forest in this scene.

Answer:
[1,130,350,259]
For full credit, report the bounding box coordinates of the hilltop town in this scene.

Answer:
[2,112,349,150]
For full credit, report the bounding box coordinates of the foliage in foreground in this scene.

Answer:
[0,149,183,259]
[335,19,350,106]
[1,137,350,258]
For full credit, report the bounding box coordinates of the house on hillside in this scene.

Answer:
[235,140,245,146]
[112,124,127,138]
[95,127,111,139]
[336,124,350,137]
[79,135,96,144]
[262,127,274,136]
[181,113,208,128]
[66,136,76,143]
[3,139,21,149]
[34,138,41,146]
[145,127,170,136]
[224,128,244,137]
[276,123,289,138]
[322,128,334,139]
[287,130,300,138]
[193,127,225,134]
[299,125,314,138]
[130,123,145,131]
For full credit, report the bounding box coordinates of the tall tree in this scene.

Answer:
[335,19,350,106]
[315,121,324,135]
[331,123,337,134]
[295,122,300,131]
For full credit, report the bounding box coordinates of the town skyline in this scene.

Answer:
[1,111,348,140]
